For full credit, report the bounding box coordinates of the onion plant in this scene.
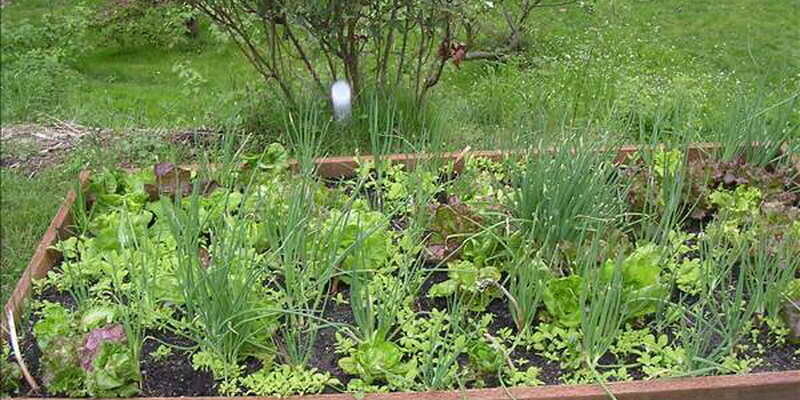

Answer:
[742,237,800,323]
[676,236,753,375]
[341,210,404,343]
[713,88,798,167]
[510,136,627,264]
[163,182,276,381]
[285,99,330,176]
[262,179,338,367]
[499,226,548,333]
[632,143,701,245]
[366,92,398,211]
[577,241,627,373]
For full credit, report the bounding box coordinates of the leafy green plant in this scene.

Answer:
[338,338,414,386]
[600,243,669,319]
[467,339,504,376]
[0,343,23,397]
[424,197,485,262]
[428,260,501,312]
[322,205,396,278]
[709,185,762,219]
[406,304,467,391]
[241,364,340,397]
[525,323,581,367]
[41,336,86,396]
[85,340,140,397]
[34,301,76,350]
[32,300,142,396]
[612,328,686,379]
[542,275,583,328]
[149,344,174,362]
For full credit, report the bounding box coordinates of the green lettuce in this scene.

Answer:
[601,244,668,318]
[542,275,583,327]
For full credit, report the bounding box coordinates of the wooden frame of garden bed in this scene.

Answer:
[3,143,799,399]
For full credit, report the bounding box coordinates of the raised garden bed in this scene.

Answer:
[2,142,800,399]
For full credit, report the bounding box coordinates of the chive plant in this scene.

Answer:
[285,100,330,176]
[262,179,337,367]
[62,176,97,306]
[163,180,275,380]
[714,88,798,167]
[676,235,752,375]
[346,231,404,345]
[366,93,398,211]
[578,241,627,373]
[631,142,699,245]
[504,229,548,333]
[511,136,626,264]
[742,237,799,323]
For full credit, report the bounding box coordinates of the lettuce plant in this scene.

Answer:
[600,244,668,318]
[33,301,75,350]
[338,337,414,386]
[241,364,340,397]
[542,275,583,327]
[41,336,85,396]
[428,260,501,311]
[85,341,140,397]
[0,343,22,396]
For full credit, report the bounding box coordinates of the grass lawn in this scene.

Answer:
[1,0,798,304]
[0,169,68,303]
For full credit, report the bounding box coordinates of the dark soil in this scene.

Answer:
[484,298,564,385]
[140,332,217,396]
[311,287,356,389]
[748,323,800,373]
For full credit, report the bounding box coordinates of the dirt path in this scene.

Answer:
[0,121,99,175]
[1,121,221,176]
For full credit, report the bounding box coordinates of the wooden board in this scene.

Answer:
[3,144,799,400]
[299,143,721,179]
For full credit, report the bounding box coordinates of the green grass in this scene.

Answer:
[0,170,68,304]
[64,45,258,129]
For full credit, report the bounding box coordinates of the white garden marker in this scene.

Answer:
[331,80,352,122]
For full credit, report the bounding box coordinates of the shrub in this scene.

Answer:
[0,50,77,122]
[91,1,202,50]
[0,3,93,64]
